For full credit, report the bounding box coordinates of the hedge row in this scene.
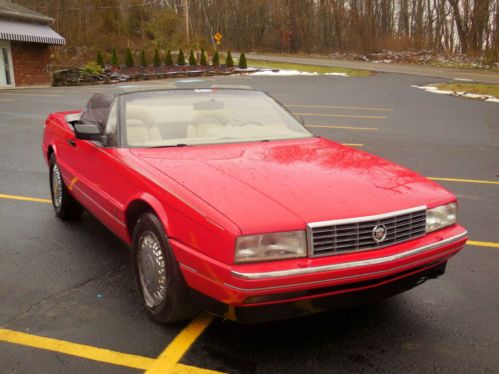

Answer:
[95,49,247,69]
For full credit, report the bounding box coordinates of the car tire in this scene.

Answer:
[49,153,84,220]
[132,212,199,323]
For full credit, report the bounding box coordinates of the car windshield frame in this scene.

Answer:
[116,88,314,148]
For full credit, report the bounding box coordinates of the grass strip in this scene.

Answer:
[434,83,499,98]
[247,59,372,77]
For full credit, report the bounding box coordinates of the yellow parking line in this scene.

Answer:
[71,87,114,90]
[0,193,51,203]
[428,177,499,185]
[0,178,496,210]
[0,99,15,102]
[0,93,61,97]
[287,104,394,111]
[294,112,386,119]
[306,124,378,131]
[0,324,223,373]
[0,194,51,203]
[342,143,364,147]
[467,240,499,248]
[146,313,219,374]
[4,89,65,93]
[0,328,154,370]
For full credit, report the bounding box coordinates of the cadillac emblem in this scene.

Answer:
[372,224,387,243]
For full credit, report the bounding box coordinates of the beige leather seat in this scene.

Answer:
[187,110,230,138]
[126,106,162,145]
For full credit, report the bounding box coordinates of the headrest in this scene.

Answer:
[191,110,230,125]
[80,93,114,127]
[127,106,155,126]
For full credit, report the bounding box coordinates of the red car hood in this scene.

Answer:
[131,137,454,234]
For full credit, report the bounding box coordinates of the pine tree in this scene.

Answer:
[125,48,134,67]
[111,48,119,66]
[96,50,104,68]
[153,49,161,67]
[200,49,207,66]
[177,49,186,66]
[212,50,220,66]
[165,50,174,66]
[188,50,197,66]
[225,50,234,68]
[140,50,147,67]
[238,52,247,69]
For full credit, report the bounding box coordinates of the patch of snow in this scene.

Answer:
[325,72,349,77]
[176,79,204,83]
[250,69,318,76]
[462,92,484,99]
[453,78,472,82]
[250,69,349,77]
[412,84,498,103]
[412,85,453,95]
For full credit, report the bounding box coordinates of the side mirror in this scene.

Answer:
[74,122,107,145]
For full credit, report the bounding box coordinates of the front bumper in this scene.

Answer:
[190,260,448,323]
[172,225,467,323]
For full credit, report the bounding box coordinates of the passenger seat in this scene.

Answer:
[126,106,162,145]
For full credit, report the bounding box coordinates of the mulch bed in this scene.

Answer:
[53,65,255,86]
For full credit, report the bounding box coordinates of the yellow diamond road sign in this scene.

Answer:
[214,32,222,42]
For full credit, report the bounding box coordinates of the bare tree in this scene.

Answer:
[9,0,498,61]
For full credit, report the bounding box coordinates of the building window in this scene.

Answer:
[0,41,14,86]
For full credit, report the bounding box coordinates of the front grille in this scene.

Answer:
[308,208,427,257]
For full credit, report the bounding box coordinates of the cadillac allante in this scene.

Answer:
[42,88,468,323]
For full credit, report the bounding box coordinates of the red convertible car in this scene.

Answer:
[42,88,468,323]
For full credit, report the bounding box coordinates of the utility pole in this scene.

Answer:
[183,0,190,49]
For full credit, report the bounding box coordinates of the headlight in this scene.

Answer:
[235,231,307,263]
[426,203,457,233]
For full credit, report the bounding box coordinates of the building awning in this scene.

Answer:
[0,19,65,45]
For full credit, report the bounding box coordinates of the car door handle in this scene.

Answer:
[67,139,76,147]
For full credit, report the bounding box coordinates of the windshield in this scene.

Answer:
[122,89,312,147]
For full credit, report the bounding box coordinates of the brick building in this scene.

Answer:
[0,0,64,87]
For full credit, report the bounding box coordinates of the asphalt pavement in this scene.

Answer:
[0,71,498,373]
[245,52,499,84]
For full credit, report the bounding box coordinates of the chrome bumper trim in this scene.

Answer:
[231,231,467,280]
[225,247,458,292]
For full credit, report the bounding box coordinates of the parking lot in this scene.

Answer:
[1,72,498,373]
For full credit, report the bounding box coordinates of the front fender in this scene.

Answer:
[124,192,171,242]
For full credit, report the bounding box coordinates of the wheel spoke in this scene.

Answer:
[138,232,167,307]
[52,164,63,208]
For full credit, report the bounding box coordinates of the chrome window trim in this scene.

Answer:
[231,231,467,280]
